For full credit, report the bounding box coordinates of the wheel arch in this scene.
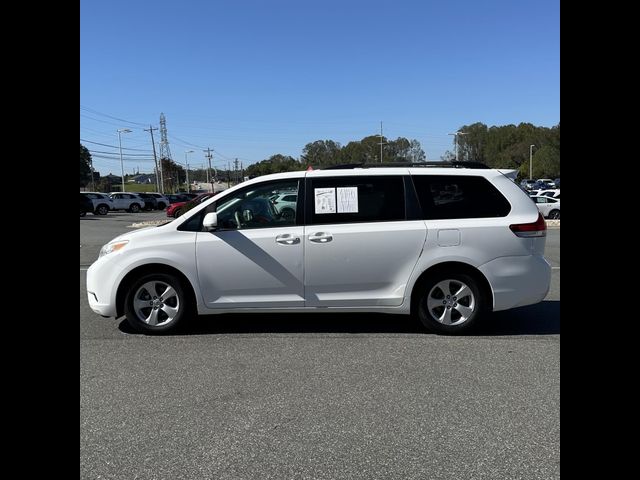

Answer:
[409,261,494,315]
[116,263,198,318]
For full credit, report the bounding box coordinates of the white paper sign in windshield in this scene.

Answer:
[314,188,336,214]
[337,187,358,213]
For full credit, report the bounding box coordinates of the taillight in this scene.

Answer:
[509,213,547,237]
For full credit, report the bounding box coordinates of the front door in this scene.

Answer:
[196,178,305,309]
[110,194,125,210]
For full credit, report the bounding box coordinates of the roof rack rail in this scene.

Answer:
[321,161,490,170]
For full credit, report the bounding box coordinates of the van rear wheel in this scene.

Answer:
[417,273,485,334]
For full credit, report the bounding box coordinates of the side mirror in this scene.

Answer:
[203,212,218,231]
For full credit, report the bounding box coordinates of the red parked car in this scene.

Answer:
[166,192,215,218]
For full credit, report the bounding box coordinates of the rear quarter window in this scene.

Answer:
[412,175,511,220]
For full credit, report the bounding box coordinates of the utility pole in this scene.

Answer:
[529,145,535,180]
[117,128,131,192]
[241,161,244,183]
[448,131,468,162]
[184,150,194,192]
[144,125,160,192]
[227,162,231,188]
[378,121,386,163]
[89,157,95,191]
[234,158,239,184]
[204,148,213,192]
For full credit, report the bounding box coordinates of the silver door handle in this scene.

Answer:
[276,234,300,245]
[309,232,333,243]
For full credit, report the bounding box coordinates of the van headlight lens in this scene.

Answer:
[99,240,129,257]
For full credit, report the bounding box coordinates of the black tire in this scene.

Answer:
[129,203,141,213]
[157,202,166,210]
[548,209,560,219]
[96,204,109,215]
[417,272,486,334]
[173,208,183,218]
[124,273,191,334]
[280,208,295,221]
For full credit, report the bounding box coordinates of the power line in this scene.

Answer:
[80,139,152,152]
[88,149,155,157]
[81,113,140,128]
[80,106,148,127]
[168,134,205,150]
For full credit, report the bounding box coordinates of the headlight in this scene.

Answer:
[99,240,129,257]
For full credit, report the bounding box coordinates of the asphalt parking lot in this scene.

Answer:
[80,211,559,479]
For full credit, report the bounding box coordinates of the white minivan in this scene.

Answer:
[87,165,551,334]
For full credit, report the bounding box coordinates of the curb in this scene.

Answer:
[546,220,560,228]
[128,220,173,229]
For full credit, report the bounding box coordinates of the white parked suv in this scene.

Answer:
[270,192,298,220]
[82,192,114,215]
[531,195,560,219]
[109,193,145,213]
[87,165,551,334]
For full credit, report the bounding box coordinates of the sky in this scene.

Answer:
[80,0,559,175]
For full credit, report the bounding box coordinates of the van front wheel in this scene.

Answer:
[124,273,190,334]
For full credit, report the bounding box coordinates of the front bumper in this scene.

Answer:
[86,257,120,317]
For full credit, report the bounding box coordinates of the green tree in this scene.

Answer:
[440,150,455,162]
[407,139,427,162]
[457,123,488,163]
[530,145,560,179]
[301,140,342,167]
[80,144,92,186]
[245,154,301,178]
[160,158,185,193]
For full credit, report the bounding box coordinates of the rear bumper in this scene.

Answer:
[479,255,551,311]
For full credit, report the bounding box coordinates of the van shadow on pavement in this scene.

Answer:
[118,300,559,336]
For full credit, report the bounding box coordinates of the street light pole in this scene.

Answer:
[448,131,467,162]
[529,145,535,180]
[117,128,132,192]
[184,150,194,192]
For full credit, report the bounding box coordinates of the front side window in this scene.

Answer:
[308,175,405,225]
[213,180,300,230]
[412,175,511,219]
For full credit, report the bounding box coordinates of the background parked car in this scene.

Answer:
[80,193,94,216]
[531,195,560,219]
[135,193,158,211]
[180,193,199,200]
[535,178,556,189]
[109,193,144,212]
[520,179,536,190]
[166,194,191,204]
[166,192,215,218]
[537,189,560,198]
[270,193,298,220]
[82,192,114,215]
[146,193,169,210]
